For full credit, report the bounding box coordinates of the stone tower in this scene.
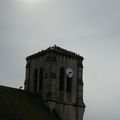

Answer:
[24,45,85,120]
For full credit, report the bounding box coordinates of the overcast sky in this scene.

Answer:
[0,0,120,120]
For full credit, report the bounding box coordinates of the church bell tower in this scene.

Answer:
[24,45,86,120]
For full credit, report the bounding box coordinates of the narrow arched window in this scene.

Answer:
[34,69,38,92]
[39,67,43,91]
[66,77,72,92]
[59,67,65,91]
[25,62,31,91]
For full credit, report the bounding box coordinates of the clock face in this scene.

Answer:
[66,68,74,78]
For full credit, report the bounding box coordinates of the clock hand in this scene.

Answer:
[68,72,72,76]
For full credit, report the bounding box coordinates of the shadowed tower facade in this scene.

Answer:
[24,45,85,120]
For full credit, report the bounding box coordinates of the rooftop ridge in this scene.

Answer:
[26,45,83,60]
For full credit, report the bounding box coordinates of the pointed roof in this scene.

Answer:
[26,45,84,60]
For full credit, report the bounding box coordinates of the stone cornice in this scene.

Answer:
[42,99,86,108]
[26,45,84,61]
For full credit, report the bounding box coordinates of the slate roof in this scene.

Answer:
[26,45,84,60]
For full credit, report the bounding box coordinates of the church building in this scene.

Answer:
[24,45,85,120]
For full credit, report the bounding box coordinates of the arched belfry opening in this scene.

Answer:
[59,67,65,91]
[66,77,72,92]
[39,67,43,91]
[33,69,38,92]
[24,45,85,120]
